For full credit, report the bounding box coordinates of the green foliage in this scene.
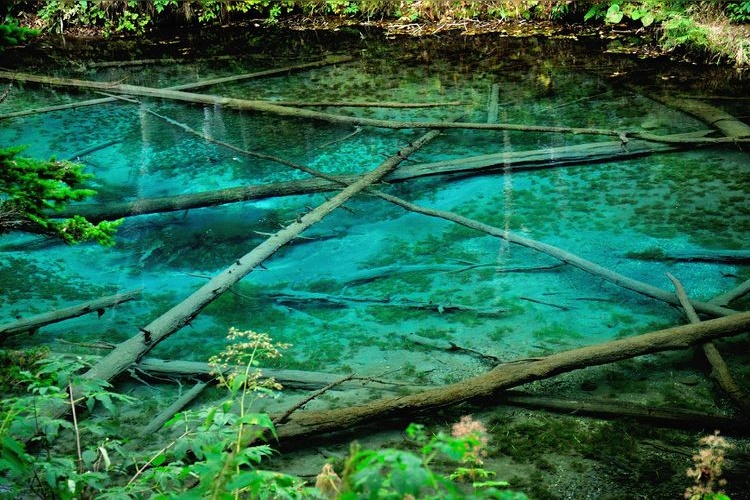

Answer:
[725,1,750,23]
[584,1,665,27]
[1,354,134,499]
[660,12,711,51]
[336,421,525,499]
[0,22,38,49]
[0,146,121,245]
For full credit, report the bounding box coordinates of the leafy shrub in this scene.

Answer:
[725,1,750,23]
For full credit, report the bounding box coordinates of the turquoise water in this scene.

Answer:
[1,31,748,387]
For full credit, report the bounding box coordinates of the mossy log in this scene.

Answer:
[668,273,750,414]
[1,70,745,146]
[52,127,445,419]
[270,312,750,441]
[0,289,142,338]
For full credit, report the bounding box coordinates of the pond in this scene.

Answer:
[1,25,749,498]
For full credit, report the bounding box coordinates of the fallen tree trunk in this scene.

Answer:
[0,289,142,339]
[59,125,447,415]
[667,273,750,414]
[499,391,750,433]
[55,131,711,223]
[272,311,750,440]
[2,70,744,145]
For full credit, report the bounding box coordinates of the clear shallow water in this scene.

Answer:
[1,31,748,386]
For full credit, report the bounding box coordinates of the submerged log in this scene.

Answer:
[0,56,351,120]
[143,381,209,435]
[499,391,750,432]
[375,192,737,318]
[271,100,466,108]
[653,94,750,138]
[0,289,142,338]
[667,273,750,414]
[269,290,509,316]
[710,279,750,307]
[271,312,750,441]
[2,70,744,145]
[388,131,710,181]
[400,332,500,364]
[132,357,410,392]
[628,248,750,264]
[0,97,124,120]
[56,125,447,417]
[56,131,711,223]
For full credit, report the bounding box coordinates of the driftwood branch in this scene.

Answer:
[667,273,750,414]
[269,312,750,441]
[0,289,142,338]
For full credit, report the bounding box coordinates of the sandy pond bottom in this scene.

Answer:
[1,28,749,498]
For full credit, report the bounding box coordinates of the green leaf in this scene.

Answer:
[605,4,623,23]
[151,452,167,466]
